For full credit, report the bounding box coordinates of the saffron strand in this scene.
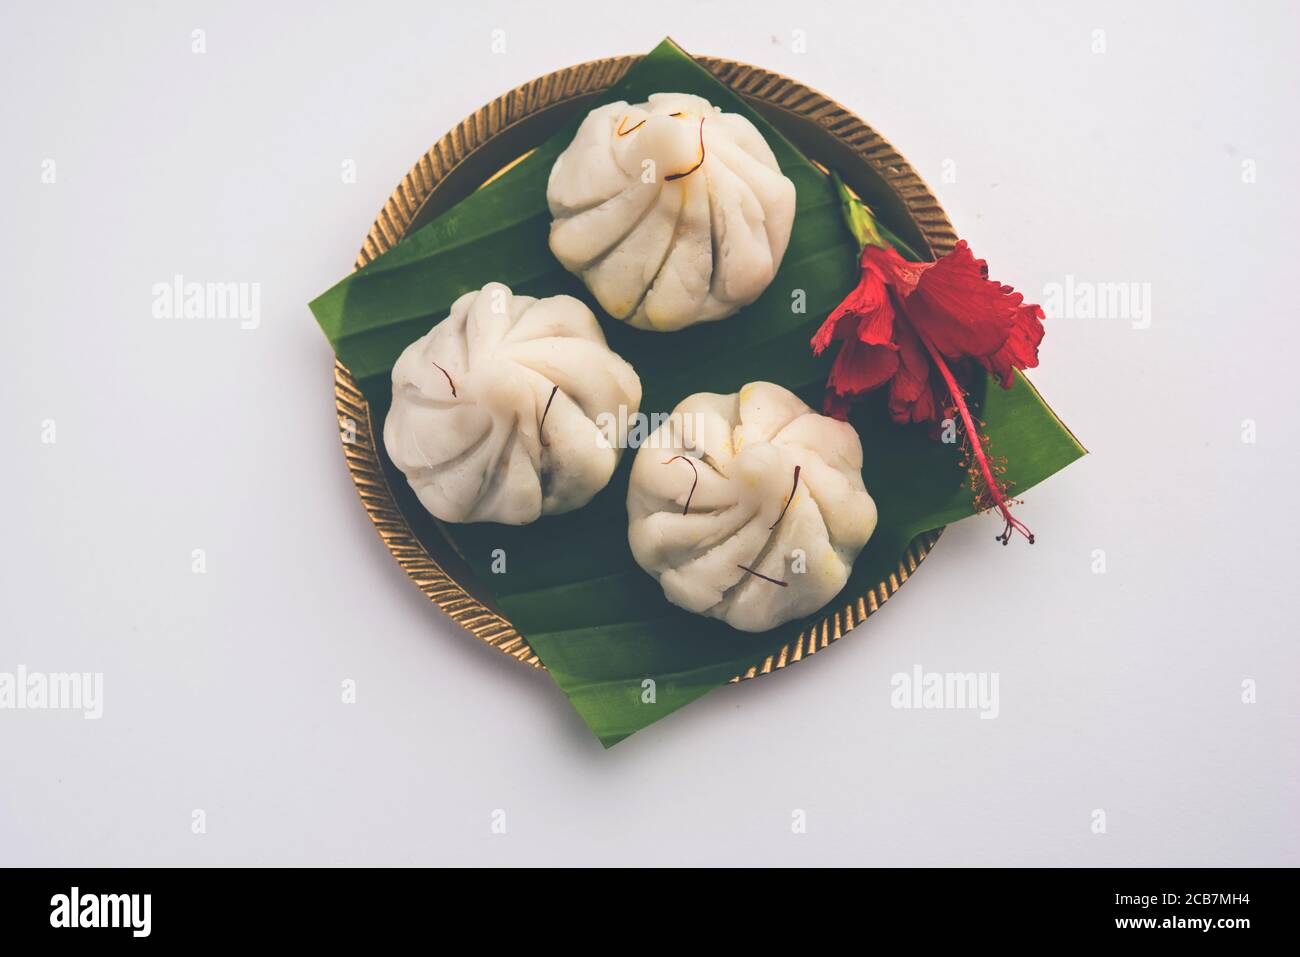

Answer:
[665,118,707,182]
[430,361,457,397]
[663,455,699,515]
[768,465,802,530]
[538,385,559,447]
[736,564,789,587]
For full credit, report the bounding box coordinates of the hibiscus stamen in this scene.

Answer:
[915,331,1035,545]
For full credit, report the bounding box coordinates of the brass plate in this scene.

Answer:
[334,53,954,680]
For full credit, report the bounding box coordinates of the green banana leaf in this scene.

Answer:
[310,39,1085,747]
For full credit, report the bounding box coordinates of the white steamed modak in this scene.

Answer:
[627,382,877,633]
[547,92,796,333]
[384,282,642,525]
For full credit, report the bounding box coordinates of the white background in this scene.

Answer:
[2,0,1297,866]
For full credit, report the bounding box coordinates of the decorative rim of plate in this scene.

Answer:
[334,52,953,681]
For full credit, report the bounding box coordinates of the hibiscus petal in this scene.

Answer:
[904,241,1025,360]
[827,337,900,396]
[861,244,931,298]
[887,318,940,424]
[810,307,845,355]
[853,270,897,347]
[889,384,940,425]
[810,269,897,354]
[978,295,1045,388]
[822,391,854,421]
[811,300,851,353]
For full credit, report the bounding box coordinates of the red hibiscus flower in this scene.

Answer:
[812,240,1046,544]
